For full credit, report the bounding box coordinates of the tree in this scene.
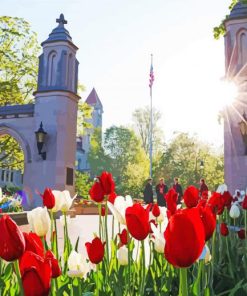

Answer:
[0,17,40,171]
[154,132,224,191]
[89,126,149,196]
[0,16,40,105]
[132,106,164,156]
[75,171,93,198]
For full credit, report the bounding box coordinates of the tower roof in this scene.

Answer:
[41,14,74,46]
[85,88,103,109]
[228,1,247,20]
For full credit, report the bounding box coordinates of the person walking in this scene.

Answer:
[144,178,153,204]
[155,178,168,207]
[172,177,183,204]
[199,178,208,196]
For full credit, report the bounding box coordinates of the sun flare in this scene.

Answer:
[215,79,239,110]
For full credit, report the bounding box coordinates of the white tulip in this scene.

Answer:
[67,250,90,278]
[107,195,133,225]
[150,223,165,253]
[27,207,50,237]
[199,245,211,263]
[117,246,128,266]
[216,184,228,194]
[59,215,71,226]
[229,204,240,219]
[52,190,76,212]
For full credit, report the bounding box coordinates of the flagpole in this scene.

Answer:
[149,54,153,178]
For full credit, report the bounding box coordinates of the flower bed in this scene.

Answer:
[0,173,246,295]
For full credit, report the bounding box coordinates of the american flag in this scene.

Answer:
[149,60,154,88]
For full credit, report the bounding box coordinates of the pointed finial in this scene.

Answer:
[56,14,67,26]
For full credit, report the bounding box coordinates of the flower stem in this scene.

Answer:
[179,268,188,296]
[54,215,59,259]
[13,260,24,296]
[140,240,146,295]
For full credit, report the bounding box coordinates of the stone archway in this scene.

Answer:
[0,124,32,164]
[0,15,80,208]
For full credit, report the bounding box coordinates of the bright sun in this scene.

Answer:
[214,79,239,110]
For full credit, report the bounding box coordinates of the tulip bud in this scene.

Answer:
[27,207,51,237]
[68,250,90,278]
[220,223,229,236]
[85,237,105,264]
[237,229,246,240]
[229,204,240,219]
[117,246,128,265]
[0,215,25,261]
[152,204,160,217]
[118,229,128,246]
[42,188,55,209]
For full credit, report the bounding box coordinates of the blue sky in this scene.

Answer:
[1,0,232,147]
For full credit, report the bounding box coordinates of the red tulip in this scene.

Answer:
[108,192,117,204]
[20,251,51,296]
[183,186,200,208]
[222,191,233,210]
[23,232,44,257]
[208,192,224,215]
[45,250,61,278]
[89,172,116,203]
[152,204,160,217]
[242,195,247,210]
[100,171,115,195]
[199,206,216,241]
[42,188,55,209]
[237,229,246,240]
[118,229,128,245]
[89,181,105,202]
[165,189,178,216]
[85,237,105,264]
[0,215,25,261]
[164,208,205,268]
[125,204,150,240]
[220,223,229,236]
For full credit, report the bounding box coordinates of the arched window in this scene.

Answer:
[68,53,73,90]
[239,32,247,67]
[47,51,57,86]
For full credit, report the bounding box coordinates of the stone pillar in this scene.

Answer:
[224,2,247,193]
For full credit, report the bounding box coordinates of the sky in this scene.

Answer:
[1,0,232,148]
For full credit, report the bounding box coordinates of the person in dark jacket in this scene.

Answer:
[199,178,208,196]
[155,178,168,207]
[144,178,153,204]
[172,177,183,204]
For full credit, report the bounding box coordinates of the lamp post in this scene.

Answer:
[199,160,204,178]
[239,112,247,155]
[35,122,47,160]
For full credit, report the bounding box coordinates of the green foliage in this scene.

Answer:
[0,16,39,171]
[75,171,93,198]
[0,16,40,105]
[132,106,164,155]
[0,135,24,171]
[154,132,224,191]
[89,126,149,197]
[77,83,93,135]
